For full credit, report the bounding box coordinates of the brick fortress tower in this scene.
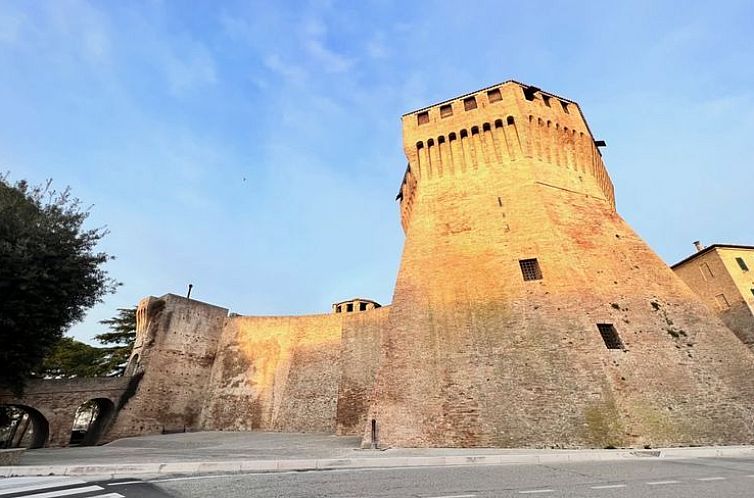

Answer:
[365,81,754,448]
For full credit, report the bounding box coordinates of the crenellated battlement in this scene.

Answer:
[397,80,615,232]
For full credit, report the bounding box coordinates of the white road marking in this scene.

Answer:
[696,476,726,481]
[89,494,125,498]
[518,490,554,495]
[646,480,681,485]
[106,481,143,486]
[590,484,627,489]
[426,495,476,498]
[22,485,104,498]
[0,479,87,496]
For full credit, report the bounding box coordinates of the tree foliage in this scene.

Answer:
[35,307,136,379]
[37,337,112,378]
[95,307,136,376]
[0,176,118,393]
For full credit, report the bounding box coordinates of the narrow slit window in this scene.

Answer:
[417,111,429,125]
[440,104,453,118]
[487,88,502,103]
[597,324,623,350]
[736,257,749,272]
[543,95,551,107]
[464,96,477,111]
[519,258,543,281]
[336,305,342,313]
[560,101,570,113]
[750,288,754,297]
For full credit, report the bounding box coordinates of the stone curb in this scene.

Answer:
[2,446,754,479]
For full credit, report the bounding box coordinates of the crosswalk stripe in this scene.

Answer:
[0,479,87,496]
[20,485,104,498]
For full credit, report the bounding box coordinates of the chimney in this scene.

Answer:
[693,241,705,252]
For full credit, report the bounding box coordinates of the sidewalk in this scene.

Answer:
[3,432,754,479]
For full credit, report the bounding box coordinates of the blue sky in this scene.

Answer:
[1,0,752,343]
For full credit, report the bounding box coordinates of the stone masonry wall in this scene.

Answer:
[199,313,345,433]
[106,295,228,440]
[336,306,390,435]
[364,81,754,448]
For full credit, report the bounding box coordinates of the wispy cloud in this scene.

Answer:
[163,41,218,96]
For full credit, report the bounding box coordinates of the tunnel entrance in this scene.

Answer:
[69,398,115,446]
[0,404,50,449]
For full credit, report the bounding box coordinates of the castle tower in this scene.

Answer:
[366,81,754,448]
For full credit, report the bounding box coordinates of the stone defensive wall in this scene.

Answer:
[397,80,614,233]
[106,294,389,442]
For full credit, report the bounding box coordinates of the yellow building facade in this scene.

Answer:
[672,244,754,348]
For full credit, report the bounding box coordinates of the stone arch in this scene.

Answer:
[482,122,491,132]
[69,398,116,446]
[494,119,503,128]
[460,129,468,139]
[471,126,479,135]
[1,404,49,449]
[449,132,457,141]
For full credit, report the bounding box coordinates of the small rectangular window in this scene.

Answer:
[700,262,714,280]
[543,95,551,107]
[487,88,502,103]
[736,257,749,272]
[417,111,429,125]
[597,323,624,350]
[359,302,367,311]
[335,305,342,313]
[715,294,730,310]
[440,104,453,118]
[519,258,543,281]
[560,101,570,113]
[346,303,354,312]
[463,96,477,111]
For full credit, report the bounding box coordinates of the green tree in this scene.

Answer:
[37,337,111,378]
[0,177,118,393]
[95,307,136,376]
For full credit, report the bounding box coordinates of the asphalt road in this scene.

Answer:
[153,456,754,497]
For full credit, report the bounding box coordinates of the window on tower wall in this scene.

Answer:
[417,111,429,125]
[519,258,543,281]
[597,324,624,350]
[487,88,502,103]
[440,104,453,118]
[464,96,477,111]
[736,257,749,272]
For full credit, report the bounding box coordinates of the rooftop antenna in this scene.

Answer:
[187,283,193,300]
